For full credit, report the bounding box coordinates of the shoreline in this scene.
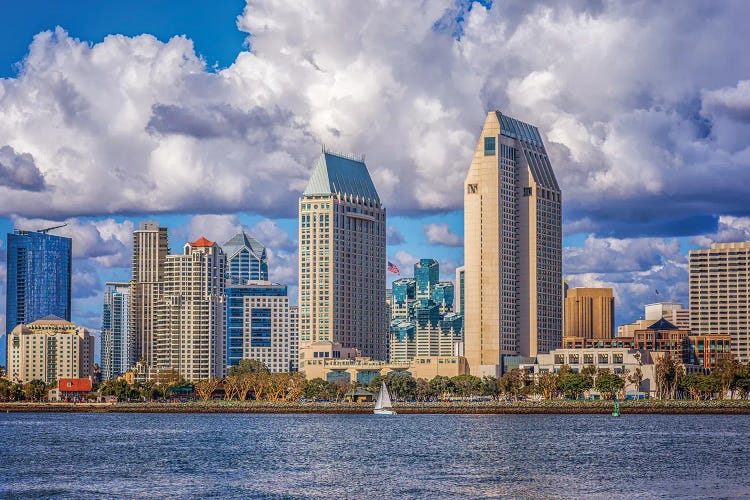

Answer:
[3,400,750,414]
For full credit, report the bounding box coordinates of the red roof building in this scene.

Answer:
[189,236,215,247]
[59,378,93,393]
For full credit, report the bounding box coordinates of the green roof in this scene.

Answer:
[303,150,380,202]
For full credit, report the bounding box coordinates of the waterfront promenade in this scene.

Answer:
[3,400,750,414]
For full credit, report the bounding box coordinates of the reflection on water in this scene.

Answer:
[2,413,749,499]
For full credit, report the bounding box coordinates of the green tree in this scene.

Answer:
[499,370,525,401]
[557,373,590,399]
[194,378,221,400]
[655,354,683,399]
[228,359,270,377]
[595,373,625,399]
[428,375,453,399]
[712,358,741,399]
[0,378,13,401]
[414,378,432,401]
[101,379,134,401]
[22,379,47,401]
[480,376,502,400]
[537,372,558,399]
[388,372,417,400]
[451,374,482,398]
[735,373,750,399]
[0,365,6,378]
[627,367,643,395]
[303,378,337,400]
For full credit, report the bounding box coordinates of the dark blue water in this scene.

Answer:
[1,413,749,499]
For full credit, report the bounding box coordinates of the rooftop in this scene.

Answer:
[303,149,380,202]
[189,236,215,247]
[222,231,266,258]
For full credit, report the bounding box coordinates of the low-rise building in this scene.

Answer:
[6,316,94,384]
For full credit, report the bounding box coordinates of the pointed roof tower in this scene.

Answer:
[303,149,380,203]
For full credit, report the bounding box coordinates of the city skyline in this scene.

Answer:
[2,1,750,363]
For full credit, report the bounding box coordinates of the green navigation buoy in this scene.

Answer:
[612,398,620,417]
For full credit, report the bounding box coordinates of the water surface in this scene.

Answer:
[2,413,749,498]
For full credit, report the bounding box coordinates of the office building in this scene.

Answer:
[6,229,71,334]
[690,241,750,362]
[222,231,269,284]
[156,237,226,381]
[299,148,388,360]
[645,302,690,329]
[389,259,463,363]
[130,221,169,372]
[226,281,294,374]
[455,266,465,315]
[101,282,131,380]
[289,305,299,372]
[464,111,563,376]
[564,288,615,339]
[6,316,93,384]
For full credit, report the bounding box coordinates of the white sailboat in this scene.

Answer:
[374,381,396,415]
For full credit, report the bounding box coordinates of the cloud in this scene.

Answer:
[691,215,750,248]
[0,145,46,191]
[188,214,242,245]
[11,216,134,268]
[564,235,688,326]
[0,3,748,239]
[424,223,463,247]
[249,219,296,252]
[386,226,405,245]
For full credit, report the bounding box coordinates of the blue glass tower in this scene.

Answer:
[222,232,268,285]
[6,230,72,334]
[414,259,439,299]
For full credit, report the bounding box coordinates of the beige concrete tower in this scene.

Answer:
[299,149,388,360]
[689,241,750,363]
[464,111,562,376]
[130,221,169,372]
[157,237,226,381]
[564,288,615,339]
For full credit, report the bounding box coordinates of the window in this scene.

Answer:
[523,187,533,197]
[484,136,496,156]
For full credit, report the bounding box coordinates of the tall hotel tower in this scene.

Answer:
[299,149,388,360]
[130,221,169,371]
[464,111,562,376]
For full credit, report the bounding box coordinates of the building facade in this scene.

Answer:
[455,266,465,315]
[222,232,269,284]
[130,221,169,372]
[226,282,295,373]
[101,282,131,380]
[464,111,563,376]
[6,229,72,334]
[299,149,388,360]
[6,316,93,384]
[645,302,690,329]
[689,242,750,363]
[564,288,615,340]
[156,237,226,381]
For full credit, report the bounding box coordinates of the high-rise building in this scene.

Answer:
[101,282,131,380]
[455,266,465,315]
[299,149,388,360]
[464,111,562,376]
[130,221,169,372]
[289,305,299,372]
[226,282,294,373]
[7,316,93,384]
[564,288,615,339]
[6,229,71,334]
[389,259,463,363]
[222,232,269,284]
[689,242,750,363]
[414,259,439,300]
[645,302,690,329]
[156,237,226,381]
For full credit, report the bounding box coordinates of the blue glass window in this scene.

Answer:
[484,136,496,156]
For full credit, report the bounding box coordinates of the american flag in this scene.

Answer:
[387,261,400,274]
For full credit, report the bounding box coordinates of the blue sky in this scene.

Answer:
[2,0,750,364]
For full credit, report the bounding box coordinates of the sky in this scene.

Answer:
[1,0,750,364]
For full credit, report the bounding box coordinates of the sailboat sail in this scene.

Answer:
[375,381,392,410]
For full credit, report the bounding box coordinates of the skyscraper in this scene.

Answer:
[299,149,388,360]
[689,241,750,363]
[464,111,562,376]
[414,259,439,300]
[6,229,72,334]
[226,282,293,373]
[101,282,131,380]
[130,221,169,372]
[222,231,269,284]
[564,288,614,339]
[157,237,226,381]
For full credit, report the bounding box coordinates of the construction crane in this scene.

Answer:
[37,223,68,234]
